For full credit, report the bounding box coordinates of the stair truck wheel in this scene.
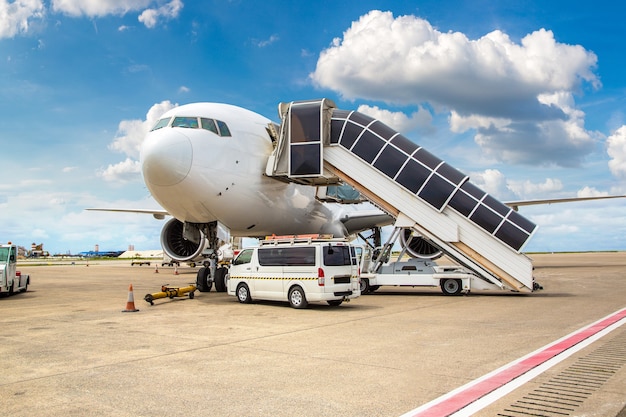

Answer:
[360,278,370,294]
[440,278,462,296]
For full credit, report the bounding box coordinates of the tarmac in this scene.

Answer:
[1,252,625,417]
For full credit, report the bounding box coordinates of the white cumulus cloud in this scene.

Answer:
[138,0,182,28]
[311,10,600,167]
[470,168,563,200]
[99,158,141,182]
[0,0,45,38]
[356,104,434,135]
[102,100,177,182]
[50,0,182,28]
[109,100,177,158]
[469,169,512,199]
[607,126,626,179]
[577,186,608,197]
[51,0,151,17]
[507,177,563,198]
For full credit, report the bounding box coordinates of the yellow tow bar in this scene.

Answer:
[144,284,197,305]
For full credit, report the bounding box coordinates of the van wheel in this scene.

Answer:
[288,286,308,309]
[441,278,462,295]
[196,267,212,292]
[236,283,251,304]
[327,300,343,307]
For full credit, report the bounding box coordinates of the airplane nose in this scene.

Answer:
[141,129,193,187]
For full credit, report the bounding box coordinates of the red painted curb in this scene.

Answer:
[408,308,626,417]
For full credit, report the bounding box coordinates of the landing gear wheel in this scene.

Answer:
[236,283,251,303]
[214,267,227,292]
[441,278,462,296]
[288,286,308,309]
[196,267,213,292]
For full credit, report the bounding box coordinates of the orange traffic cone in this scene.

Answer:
[122,284,139,312]
[154,264,159,273]
[174,265,179,275]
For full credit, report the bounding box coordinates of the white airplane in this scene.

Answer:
[90,100,624,292]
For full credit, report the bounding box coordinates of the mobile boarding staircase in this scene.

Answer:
[266,99,538,292]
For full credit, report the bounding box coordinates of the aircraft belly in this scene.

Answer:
[210,179,339,237]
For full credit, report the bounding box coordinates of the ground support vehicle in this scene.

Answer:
[144,284,197,305]
[131,260,151,266]
[0,243,30,295]
[161,255,180,267]
[267,99,538,293]
[359,257,501,295]
[227,235,360,308]
[359,226,542,295]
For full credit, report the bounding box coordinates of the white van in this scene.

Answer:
[227,236,361,308]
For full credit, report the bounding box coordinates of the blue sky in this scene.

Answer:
[1,0,626,255]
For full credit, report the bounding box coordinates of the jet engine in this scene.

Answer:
[160,218,209,262]
[399,228,443,260]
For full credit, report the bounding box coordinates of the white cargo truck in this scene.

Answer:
[0,243,30,295]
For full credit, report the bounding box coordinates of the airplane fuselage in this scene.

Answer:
[140,103,346,237]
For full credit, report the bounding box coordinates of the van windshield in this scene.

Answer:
[323,245,352,266]
[233,249,253,265]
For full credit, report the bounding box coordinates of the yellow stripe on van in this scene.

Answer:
[230,276,318,281]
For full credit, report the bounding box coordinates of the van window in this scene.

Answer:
[258,247,315,266]
[323,245,352,266]
[233,249,253,265]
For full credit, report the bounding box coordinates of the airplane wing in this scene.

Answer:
[87,194,625,231]
[504,195,626,211]
[338,194,626,234]
[86,208,169,220]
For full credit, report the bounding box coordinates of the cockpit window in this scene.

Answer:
[172,117,199,129]
[216,120,231,137]
[201,118,218,135]
[151,117,171,131]
[164,115,231,137]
